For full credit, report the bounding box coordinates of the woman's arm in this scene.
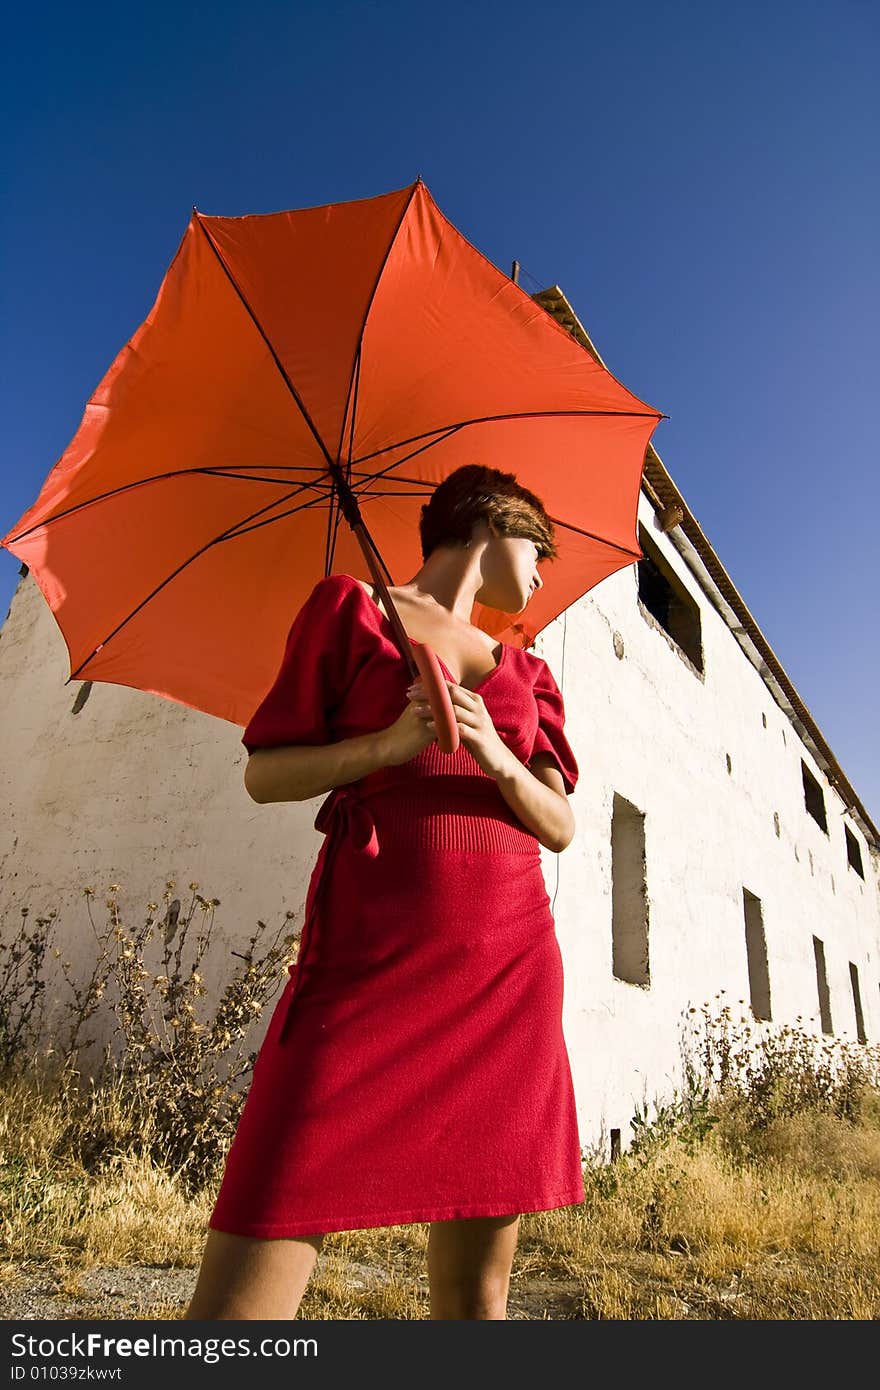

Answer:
[421,680,576,854]
[493,749,576,854]
[244,730,393,804]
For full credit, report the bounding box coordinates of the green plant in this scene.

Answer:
[628,1081,719,1165]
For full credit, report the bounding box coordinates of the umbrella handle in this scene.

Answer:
[410,643,459,755]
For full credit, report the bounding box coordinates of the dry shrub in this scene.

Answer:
[0,905,52,1072]
[0,879,299,1195]
[720,1104,880,1180]
[679,994,880,1170]
[4,906,880,1319]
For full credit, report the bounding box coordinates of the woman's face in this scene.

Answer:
[480,532,544,613]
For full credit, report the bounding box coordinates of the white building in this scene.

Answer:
[2,287,877,1160]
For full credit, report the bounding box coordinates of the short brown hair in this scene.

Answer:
[419,465,558,562]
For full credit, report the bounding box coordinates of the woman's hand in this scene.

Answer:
[409,678,513,780]
[380,684,440,767]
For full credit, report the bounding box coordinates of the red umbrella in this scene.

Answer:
[1,178,664,751]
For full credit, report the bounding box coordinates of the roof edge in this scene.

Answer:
[532,286,879,854]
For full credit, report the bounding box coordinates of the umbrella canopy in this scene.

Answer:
[1,179,664,729]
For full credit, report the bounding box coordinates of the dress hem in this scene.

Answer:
[208,1186,585,1239]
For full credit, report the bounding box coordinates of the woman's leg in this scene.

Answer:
[427,1213,520,1319]
[184,1228,324,1320]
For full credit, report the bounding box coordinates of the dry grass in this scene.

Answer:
[2,1060,879,1319]
[2,885,880,1319]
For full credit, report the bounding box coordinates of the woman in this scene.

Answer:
[185,464,583,1320]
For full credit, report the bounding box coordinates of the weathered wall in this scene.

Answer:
[2,492,878,1160]
[529,496,880,1154]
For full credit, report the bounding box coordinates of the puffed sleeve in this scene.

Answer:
[241,576,358,754]
[528,657,579,795]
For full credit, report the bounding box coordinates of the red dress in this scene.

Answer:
[209,574,584,1237]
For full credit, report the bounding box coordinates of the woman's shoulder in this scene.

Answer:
[279,574,366,640]
[514,647,570,704]
[515,643,549,677]
[303,572,366,606]
[306,572,362,590]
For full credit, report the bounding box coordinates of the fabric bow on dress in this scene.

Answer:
[277,786,380,1045]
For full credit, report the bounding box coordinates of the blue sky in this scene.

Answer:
[2,0,877,824]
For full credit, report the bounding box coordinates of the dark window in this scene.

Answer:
[849,962,867,1044]
[611,793,649,987]
[743,889,771,1021]
[813,936,833,1035]
[802,762,828,833]
[636,526,703,672]
[845,825,864,879]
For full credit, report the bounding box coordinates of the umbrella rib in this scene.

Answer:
[334,181,420,469]
[64,472,637,682]
[13,412,656,549]
[327,493,351,576]
[347,424,465,491]
[325,183,419,580]
[64,483,336,681]
[221,491,346,543]
[4,467,334,542]
[207,480,645,567]
[350,407,664,467]
[354,471,645,561]
[545,523,641,560]
[201,468,331,485]
[223,487,430,549]
[322,345,365,578]
[193,212,334,468]
[345,348,361,471]
[221,407,644,559]
[325,392,458,579]
[323,416,463,578]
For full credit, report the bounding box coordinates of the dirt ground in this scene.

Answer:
[0,1256,592,1321]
